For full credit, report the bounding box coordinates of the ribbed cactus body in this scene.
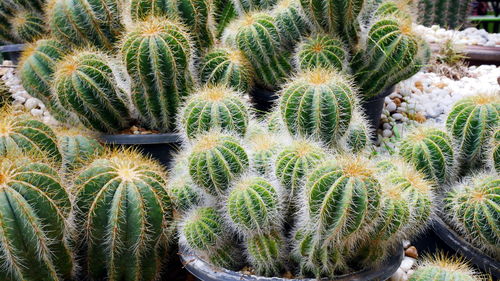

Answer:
[369,186,410,242]
[178,0,215,49]
[130,0,177,20]
[200,47,254,93]
[213,0,237,36]
[295,34,347,72]
[48,0,123,49]
[181,85,250,139]
[55,51,131,133]
[19,39,70,122]
[446,93,499,173]
[417,0,471,29]
[10,10,45,42]
[490,129,500,172]
[58,131,104,173]
[248,132,281,176]
[0,158,73,281]
[121,18,193,132]
[188,132,249,195]
[272,0,309,47]
[168,176,203,212]
[74,151,174,281]
[0,79,12,107]
[246,231,285,276]
[409,255,478,281]
[231,0,277,13]
[344,113,370,153]
[399,127,454,184]
[279,69,356,146]
[181,207,226,252]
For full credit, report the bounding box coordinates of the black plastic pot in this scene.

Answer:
[0,44,25,64]
[99,133,182,168]
[179,245,403,281]
[360,86,395,133]
[250,86,279,115]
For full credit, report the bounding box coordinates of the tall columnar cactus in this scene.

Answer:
[445,172,500,258]
[399,126,455,185]
[54,50,131,133]
[226,175,280,234]
[19,39,70,122]
[121,17,193,132]
[9,10,45,42]
[489,128,500,172]
[271,0,309,47]
[279,68,356,146]
[0,158,73,281]
[188,132,249,195]
[0,111,61,162]
[177,0,215,49]
[231,0,277,14]
[343,112,370,153]
[130,0,177,20]
[168,176,203,212]
[446,93,499,173]
[74,150,175,281]
[245,231,285,276]
[409,254,480,281]
[180,85,250,139]
[417,0,471,29]
[200,47,254,93]
[294,34,348,72]
[58,129,104,173]
[48,0,123,49]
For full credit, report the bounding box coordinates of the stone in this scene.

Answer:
[24,98,39,110]
[383,129,392,138]
[386,102,397,112]
[390,268,406,281]
[400,257,415,271]
[405,246,418,259]
[392,113,404,120]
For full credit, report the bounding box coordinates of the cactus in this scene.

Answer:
[446,93,499,174]
[130,0,177,20]
[168,176,203,212]
[409,254,481,281]
[19,39,71,123]
[294,34,348,72]
[48,0,123,49]
[177,0,215,49]
[58,129,104,173]
[271,0,309,47]
[181,85,250,139]
[0,111,61,162]
[54,50,132,133]
[9,10,45,42]
[213,0,237,36]
[199,47,254,93]
[417,0,471,29]
[445,172,500,258]
[489,128,500,172]
[279,68,356,146]
[399,126,455,185]
[74,150,174,281]
[266,110,286,133]
[226,175,280,234]
[188,132,249,195]
[231,0,277,14]
[248,131,282,176]
[0,79,12,108]
[0,157,73,281]
[343,112,370,153]
[121,17,193,132]
[245,231,285,276]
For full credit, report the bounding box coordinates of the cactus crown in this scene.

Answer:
[410,253,484,281]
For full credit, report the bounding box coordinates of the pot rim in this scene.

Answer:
[99,133,182,145]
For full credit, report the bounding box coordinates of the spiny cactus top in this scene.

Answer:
[74,150,174,281]
[343,111,370,153]
[168,175,203,212]
[57,128,104,173]
[271,0,309,47]
[130,0,177,20]
[409,254,481,281]
[231,0,277,14]
[248,131,283,176]
[180,85,250,139]
[279,68,356,146]
[295,34,348,72]
[9,10,45,42]
[180,207,227,252]
[489,128,500,172]
[0,157,73,281]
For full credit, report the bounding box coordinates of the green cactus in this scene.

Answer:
[279,68,356,146]
[168,176,203,212]
[489,128,500,172]
[294,34,348,72]
[343,112,370,153]
[199,47,254,93]
[0,158,73,281]
[231,0,277,14]
[54,50,132,133]
[417,0,471,29]
[74,150,174,281]
[58,128,104,173]
[181,85,250,139]
[266,110,286,133]
[188,132,249,195]
[245,231,285,276]
[446,93,499,174]
[48,0,123,49]
[177,0,215,49]
[130,0,177,20]
[0,79,12,108]
[446,172,500,258]
[19,39,71,123]
[121,17,193,132]
[248,131,282,176]
[9,10,45,42]
[213,0,237,36]
[226,175,280,234]
[271,0,309,47]
[399,126,455,185]
[409,254,480,281]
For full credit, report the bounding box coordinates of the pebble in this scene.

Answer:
[400,257,415,271]
[403,240,411,249]
[383,129,393,138]
[392,113,404,120]
[386,102,397,112]
[405,246,418,259]
[414,25,500,47]
[383,123,392,130]
[390,268,407,281]
[24,98,40,110]
[30,109,43,117]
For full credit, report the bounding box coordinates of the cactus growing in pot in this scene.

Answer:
[409,254,482,281]
[57,128,104,174]
[294,34,348,72]
[130,0,177,20]
[231,0,277,14]
[9,10,45,42]
[343,111,371,153]
[271,0,310,47]
[177,0,215,49]
[168,175,204,213]
[245,230,286,276]
[488,128,500,172]
[248,130,283,176]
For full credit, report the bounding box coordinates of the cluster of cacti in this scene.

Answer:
[417,0,472,29]
[0,0,48,43]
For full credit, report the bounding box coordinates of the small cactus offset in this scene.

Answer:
[271,0,310,47]
[200,47,254,93]
[180,85,250,139]
[343,112,370,153]
[489,128,500,172]
[245,231,286,276]
[168,176,203,212]
[58,129,104,173]
[130,0,177,20]
[121,17,193,132]
[409,254,482,281]
[248,131,282,176]
[231,0,277,14]
[177,0,216,49]
[279,68,356,146]
[54,50,132,133]
[399,126,455,185]
[188,131,249,195]
[446,93,499,173]
[74,150,175,281]
[0,157,73,281]
[294,34,348,72]
[9,10,45,42]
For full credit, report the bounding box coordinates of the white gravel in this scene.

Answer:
[414,24,500,47]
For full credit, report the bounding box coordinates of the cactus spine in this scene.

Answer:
[213,0,237,36]
[130,0,177,20]
[58,129,104,173]
[409,254,480,281]
[279,68,356,146]
[489,128,500,172]
[231,0,277,14]
[0,79,12,108]
[121,17,193,132]
[177,0,215,49]
[74,150,174,280]
[271,0,309,47]
[248,131,282,176]
[417,0,471,29]
[0,158,73,281]
[294,34,348,72]
[54,51,131,133]
[446,93,499,173]
[245,231,285,276]
[9,10,45,42]
[343,112,370,153]
[168,176,203,212]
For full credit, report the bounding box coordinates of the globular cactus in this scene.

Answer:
[343,112,370,153]
[0,79,12,107]
[54,50,132,133]
[409,254,482,281]
[130,0,177,20]
[279,68,356,146]
[213,0,237,36]
[177,0,215,49]
[19,39,71,122]
[488,128,499,172]
[188,131,249,195]
[245,231,286,276]
[399,126,455,185]
[271,0,310,47]
[266,110,286,133]
[248,131,283,176]
[0,111,61,162]
[446,93,499,174]
[57,128,104,173]
[48,0,123,49]
[168,176,203,212]
[121,17,193,132]
[9,10,45,42]
[294,34,348,72]
[445,172,500,258]
[180,85,250,139]
[74,150,174,281]
[231,0,277,14]
[199,47,254,93]
[226,175,280,234]
[0,157,73,281]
